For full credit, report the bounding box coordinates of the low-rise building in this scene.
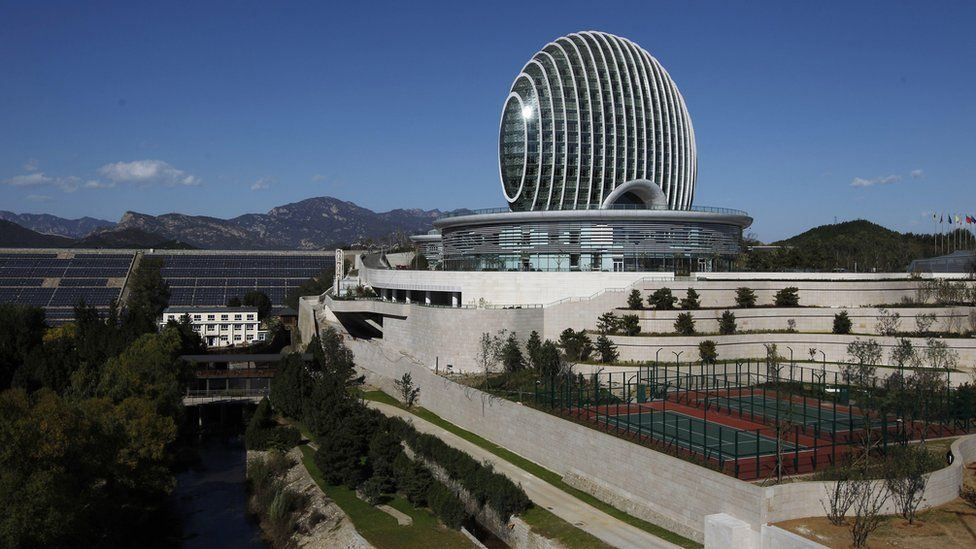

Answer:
[160,306,268,348]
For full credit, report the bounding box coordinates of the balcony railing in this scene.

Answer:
[436,204,749,219]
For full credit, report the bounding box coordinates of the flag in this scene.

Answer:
[940,214,944,223]
[956,214,961,224]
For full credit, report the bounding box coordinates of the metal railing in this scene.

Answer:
[436,204,750,219]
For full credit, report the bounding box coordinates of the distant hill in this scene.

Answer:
[109,196,465,250]
[72,227,195,250]
[742,220,938,272]
[0,219,75,248]
[0,211,114,238]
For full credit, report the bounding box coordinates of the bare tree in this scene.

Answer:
[394,372,420,408]
[849,478,889,548]
[923,338,959,371]
[884,444,940,525]
[845,338,882,385]
[476,331,504,387]
[822,470,860,526]
[875,307,901,336]
[914,312,936,335]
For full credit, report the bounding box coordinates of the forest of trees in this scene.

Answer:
[0,259,201,548]
[739,220,954,272]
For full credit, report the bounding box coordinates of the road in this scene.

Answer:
[368,401,682,549]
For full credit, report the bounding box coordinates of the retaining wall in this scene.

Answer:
[346,336,976,541]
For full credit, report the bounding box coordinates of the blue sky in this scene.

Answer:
[1,1,974,241]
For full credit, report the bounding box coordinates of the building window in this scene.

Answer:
[221,315,228,321]
[235,324,243,330]
[220,335,228,341]
[247,314,255,320]
[193,315,201,321]
[221,324,229,330]
[234,335,242,341]
[207,315,215,321]
[234,314,242,320]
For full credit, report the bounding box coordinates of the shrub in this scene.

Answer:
[427,480,468,529]
[596,312,619,335]
[679,288,701,310]
[536,340,562,377]
[246,397,301,451]
[735,287,757,308]
[674,312,696,335]
[774,287,800,307]
[595,334,619,364]
[719,310,736,335]
[875,307,901,336]
[833,311,852,334]
[698,340,718,363]
[359,476,385,505]
[394,372,421,408]
[648,287,676,310]
[619,314,640,336]
[626,289,643,310]
[500,332,525,373]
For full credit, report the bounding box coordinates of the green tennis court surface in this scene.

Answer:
[704,394,875,432]
[598,409,799,458]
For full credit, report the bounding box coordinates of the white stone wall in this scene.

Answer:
[607,332,976,373]
[343,335,976,541]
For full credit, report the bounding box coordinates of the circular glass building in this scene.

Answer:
[499,31,696,212]
[416,31,751,273]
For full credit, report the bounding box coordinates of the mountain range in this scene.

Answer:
[1,197,466,250]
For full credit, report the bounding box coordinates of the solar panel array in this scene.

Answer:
[0,250,333,323]
[148,253,333,307]
[0,252,134,323]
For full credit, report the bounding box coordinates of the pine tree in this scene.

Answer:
[735,287,757,308]
[719,310,737,335]
[627,289,643,310]
[648,287,676,310]
[501,332,525,373]
[620,314,641,336]
[674,312,696,335]
[679,288,701,310]
[525,331,542,369]
[595,334,619,364]
[596,312,619,334]
[774,287,800,307]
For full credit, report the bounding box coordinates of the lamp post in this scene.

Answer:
[655,348,663,366]
[672,350,683,368]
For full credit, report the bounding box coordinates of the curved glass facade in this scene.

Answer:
[439,216,742,273]
[499,31,697,212]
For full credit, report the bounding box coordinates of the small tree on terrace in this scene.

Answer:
[595,334,618,364]
[648,287,677,310]
[525,330,542,369]
[914,312,936,335]
[620,314,640,336]
[626,289,643,310]
[845,338,882,385]
[501,332,525,373]
[476,331,504,386]
[774,287,800,307]
[596,312,620,335]
[394,372,420,408]
[718,310,737,335]
[884,443,942,525]
[678,288,700,310]
[698,340,718,364]
[734,287,757,308]
[674,312,696,335]
[874,307,901,336]
[833,310,852,334]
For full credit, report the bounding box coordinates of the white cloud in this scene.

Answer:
[83,180,116,189]
[23,158,39,172]
[3,172,78,192]
[850,174,901,187]
[25,194,53,202]
[250,177,273,191]
[311,174,327,182]
[97,159,201,187]
[910,169,924,179]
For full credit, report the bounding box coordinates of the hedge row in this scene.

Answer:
[389,417,530,521]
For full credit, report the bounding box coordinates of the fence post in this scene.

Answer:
[734,430,740,478]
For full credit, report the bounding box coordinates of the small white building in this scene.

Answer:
[159,306,268,348]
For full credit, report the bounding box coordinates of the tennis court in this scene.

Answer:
[704,393,874,433]
[598,409,799,458]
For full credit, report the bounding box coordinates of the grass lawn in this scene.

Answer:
[298,445,472,548]
[363,390,701,548]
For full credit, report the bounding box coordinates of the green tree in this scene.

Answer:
[595,334,618,364]
[558,329,592,362]
[537,340,562,377]
[626,289,643,310]
[243,290,273,320]
[698,340,718,364]
[679,288,701,310]
[500,332,525,373]
[719,310,737,335]
[285,266,336,310]
[123,257,170,337]
[314,411,376,488]
[648,287,676,310]
[95,327,190,418]
[833,310,852,334]
[674,312,696,335]
[620,314,641,336]
[735,287,757,308]
[0,304,47,389]
[269,352,307,419]
[596,312,619,334]
[367,429,402,494]
[774,287,800,307]
[525,331,542,369]
[226,296,242,307]
[393,372,420,407]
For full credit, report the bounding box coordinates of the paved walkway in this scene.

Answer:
[368,402,682,549]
